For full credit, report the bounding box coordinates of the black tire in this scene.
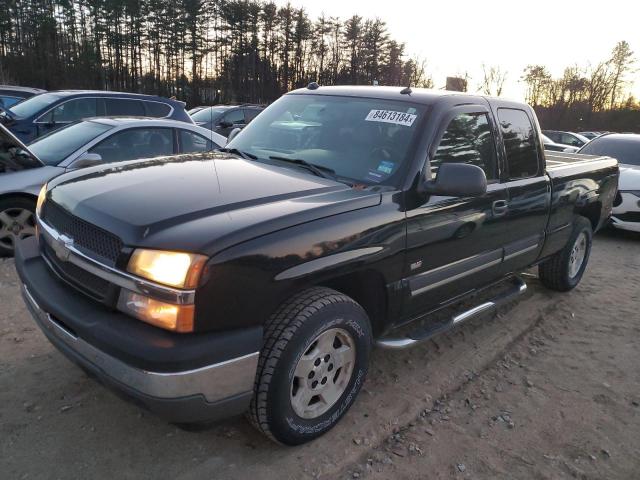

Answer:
[247,287,372,445]
[539,216,593,292]
[0,197,37,257]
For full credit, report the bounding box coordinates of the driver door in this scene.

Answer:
[403,105,508,319]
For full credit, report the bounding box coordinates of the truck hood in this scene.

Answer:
[619,164,640,190]
[47,153,381,255]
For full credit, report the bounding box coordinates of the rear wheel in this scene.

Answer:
[539,216,593,291]
[0,197,37,257]
[247,287,372,445]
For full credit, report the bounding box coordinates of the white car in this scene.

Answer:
[0,118,226,255]
[579,134,640,232]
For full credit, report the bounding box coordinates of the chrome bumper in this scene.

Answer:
[22,283,258,406]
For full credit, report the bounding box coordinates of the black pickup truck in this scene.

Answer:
[14,86,618,445]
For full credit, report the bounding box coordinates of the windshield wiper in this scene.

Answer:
[268,155,336,180]
[217,147,257,160]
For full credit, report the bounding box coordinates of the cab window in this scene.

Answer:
[498,108,540,179]
[431,113,498,181]
[89,128,173,163]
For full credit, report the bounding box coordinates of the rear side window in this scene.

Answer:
[144,101,171,118]
[498,108,539,179]
[179,130,216,152]
[105,98,145,116]
[46,98,98,123]
[431,113,498,180]
[89,127,173,163]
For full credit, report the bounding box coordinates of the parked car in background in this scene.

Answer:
[187,106,206,115]
[579,131,605,140]
[541,134,579,152]
[190,104,264,137]
[542,130,590,148]
[0,90,193,143]
[0,119,224,255]
[579,133,640,232]
[0,85,47,109]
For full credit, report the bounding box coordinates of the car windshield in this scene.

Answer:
[9,92,63,118]
[28,121,113,165]
[191,107,228,123]
[579,136,640,166]
[227,94,425,185]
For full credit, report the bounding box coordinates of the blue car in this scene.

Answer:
[0,90,192,143]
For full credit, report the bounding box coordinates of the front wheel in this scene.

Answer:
[247,287,372,445]
[539,216,593,291]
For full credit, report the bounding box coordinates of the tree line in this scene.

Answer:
[521,41,639,132]
[0,0,433,106]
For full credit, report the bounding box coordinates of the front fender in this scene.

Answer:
[193,192,406,332]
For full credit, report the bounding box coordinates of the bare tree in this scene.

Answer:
[478,64,507,96]
[608,40,635,109]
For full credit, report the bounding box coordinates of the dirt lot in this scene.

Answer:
[1,229,639,480]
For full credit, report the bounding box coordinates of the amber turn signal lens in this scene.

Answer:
[117,290,195,332]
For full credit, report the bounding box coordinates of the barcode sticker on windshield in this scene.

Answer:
[365,109,417,126]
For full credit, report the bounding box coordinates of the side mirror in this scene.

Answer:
[68,152,103,169]
[218,120,233,128]
[420,163,487,198]
[227,127,242,143]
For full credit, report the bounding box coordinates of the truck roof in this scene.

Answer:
[287,85,504,106]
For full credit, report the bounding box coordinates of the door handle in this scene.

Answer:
[492,200,509,216]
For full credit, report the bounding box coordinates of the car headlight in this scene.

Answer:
[127,249,208,289]
[36,184,47,217]
[626,190,640,198]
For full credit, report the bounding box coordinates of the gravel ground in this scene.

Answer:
[1,228,638,479]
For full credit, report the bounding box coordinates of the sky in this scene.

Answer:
[274,0,639,101]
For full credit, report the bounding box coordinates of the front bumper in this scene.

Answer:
[611,192,640,232]
[15,237,262,423]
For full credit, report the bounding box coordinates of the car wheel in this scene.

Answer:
[538,216,593,292]
[247,287,372,445]
[0,197,37,257]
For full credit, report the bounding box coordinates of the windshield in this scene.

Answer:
[227,94,425,185]
[579,135,640,166]
[9,92,63,119]
[191,107,228,123]
[28,121,113,165]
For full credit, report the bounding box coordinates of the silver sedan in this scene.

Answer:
[0,117,226,255]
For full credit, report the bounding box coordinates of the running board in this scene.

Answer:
[375,276,527,350]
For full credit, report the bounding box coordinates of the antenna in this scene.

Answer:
[400,86,412,95]
[307,82,320,90]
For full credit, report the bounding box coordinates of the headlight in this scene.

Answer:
[625,190,640,198]
[117,290,195,332]
[36,184,47,217]
[127,249,207,289]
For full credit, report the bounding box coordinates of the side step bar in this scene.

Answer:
[375,276,527,350]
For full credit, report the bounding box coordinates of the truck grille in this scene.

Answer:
[43,241,111,301]
[42,201,123,264]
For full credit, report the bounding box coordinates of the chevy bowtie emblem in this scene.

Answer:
[53,234,74,262]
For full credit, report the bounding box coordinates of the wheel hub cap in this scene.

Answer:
[0,208,37,250]
[290,327,356,419]
[568,231,587,278]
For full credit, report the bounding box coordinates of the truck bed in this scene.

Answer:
[545,151,612,169]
